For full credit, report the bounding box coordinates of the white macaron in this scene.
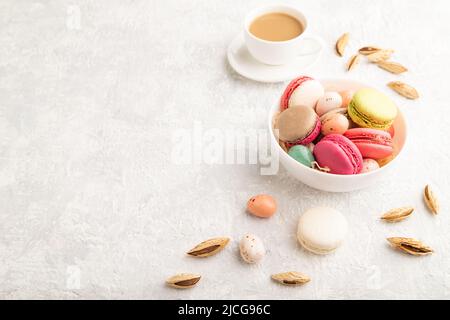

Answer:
[297,207,348,254]
[288,79,325,109]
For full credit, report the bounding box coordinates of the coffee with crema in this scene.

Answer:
[249,12,304,42]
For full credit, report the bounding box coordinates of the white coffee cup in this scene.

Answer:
[244,4,323,65]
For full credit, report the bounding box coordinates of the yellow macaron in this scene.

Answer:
[348,88,397,130]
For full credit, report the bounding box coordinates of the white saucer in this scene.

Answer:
[227,33,322,83]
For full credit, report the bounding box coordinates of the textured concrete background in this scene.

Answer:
[0,0,449,299]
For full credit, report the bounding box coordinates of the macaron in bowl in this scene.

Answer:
[273,105,321,146]
[313,134,363,175]
[348,88,397,130]
[280,76,325,110]
[344,128,393,160]
[268,78,407,192]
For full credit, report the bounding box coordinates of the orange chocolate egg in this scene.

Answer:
[321,113,350,135]
[339,90,355,108]
[247,194,277,218]
[388,125,395,138]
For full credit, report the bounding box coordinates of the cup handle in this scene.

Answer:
[297,35,324,56]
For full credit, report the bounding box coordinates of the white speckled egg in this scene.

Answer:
[315,92,343,116]
[361,159,380,173]
[239,234,265,264]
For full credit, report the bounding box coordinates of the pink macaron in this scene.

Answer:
[344,128,393,160]
[280,76,325,110]
[313,134,363,175]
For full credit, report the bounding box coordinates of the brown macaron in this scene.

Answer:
[274,105,321,145]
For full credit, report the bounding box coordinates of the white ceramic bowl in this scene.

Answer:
[268,78,407,192]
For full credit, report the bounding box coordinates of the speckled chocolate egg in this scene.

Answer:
[321,113,350,135]
[247,194,277,218]
[361,159,380,173]
[239,234,265,264]
[315,92,343,116]
[388,125,395,138]
[339,90,355,108]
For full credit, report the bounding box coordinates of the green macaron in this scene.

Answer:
[288,145,315,168]
[348,88,397,130]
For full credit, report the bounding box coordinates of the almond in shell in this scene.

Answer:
[347,54,361,71]
[166,273,201,289]
[381,207,414,222]
[367,49,394,62]
[424,185,439,214]
[377,61,408,74]
[387,237,433,256]
[335,33,349,57]
[271,272,310,286]
[359,46,382,55]
[387,81,419,99]
[187,237,230,257]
